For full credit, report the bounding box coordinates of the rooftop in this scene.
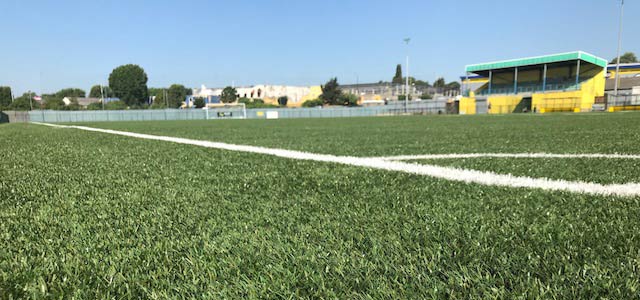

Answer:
[466,51,608,73]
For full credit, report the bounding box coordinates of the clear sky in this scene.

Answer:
[1,0,637,95]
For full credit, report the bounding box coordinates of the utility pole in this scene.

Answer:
[614,0,624,96]
[101,85,105,110]
[404,38,411,113]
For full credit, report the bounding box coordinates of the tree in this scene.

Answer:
[320,77,342,105]
[445,82,460,91]
[9,92,35,111]
[151,93,166,109]
[301,99,323,107]
[194,97,205,108]
[277,96,288,106]
[89,85,110,98]
[392,64,403,84]
[54,88,85,99]
[433,77,446,88]
[420,93,433,100]
[87,102,102,110]
[220,86,238,103]
[339,93,358,106]
[108,64,149,106]
[610,52,638,64]
[0,86,12,109]
[168,84,187,108]
[44,97,65,110]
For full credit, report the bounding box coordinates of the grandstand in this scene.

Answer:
[461,51,607,114]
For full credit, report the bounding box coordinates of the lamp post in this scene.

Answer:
[404,38,411,113]
[614,0,624,96]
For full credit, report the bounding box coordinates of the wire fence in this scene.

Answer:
[26,100,450,123]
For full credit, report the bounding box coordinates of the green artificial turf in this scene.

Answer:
[411,157,640,185]
[1,114,640,298]
[75,112,640,157]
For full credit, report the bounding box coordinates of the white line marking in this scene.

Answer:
[32,122,640,197]
[376,153,640,161]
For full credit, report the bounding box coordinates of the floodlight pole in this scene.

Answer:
[404,38,410,113]
[614,0,624,96]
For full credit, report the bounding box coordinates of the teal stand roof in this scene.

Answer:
[465,51,607,73]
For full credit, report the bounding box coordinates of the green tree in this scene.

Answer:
[168,84,187,108]
[89,85,111,98]
[414,80,430,88]
[194,97,205,108]
[44,97,65,110]
[0,86,12,109]
[445,82,460,91]
[277,96,288,106]
[339,93,358,106]
[87,102,103,110]
[108,64,149,106]
[420,93,433,100]
[55,88,85,99]
[9,92,35,111]
[301,99,323,107]
[433,77,446,88]
[220,86,238,103]
[610,52,638,64]
[320,77,342,105]
[392,64,403,84]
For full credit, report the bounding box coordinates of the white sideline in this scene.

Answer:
[32,122,640,197]
[376,153,640,161]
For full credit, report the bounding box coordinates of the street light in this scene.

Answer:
[614,0,624,96]
[404,38,411,113]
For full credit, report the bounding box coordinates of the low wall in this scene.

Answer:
[0,111,30,123]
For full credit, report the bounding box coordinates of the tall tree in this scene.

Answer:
[433,77,446,88]
[220,86,238,103]
[89,85,111,98]
[55,88,85,98]
[168,84,188,108]
[610,52,638,64]
[0,86,12,109]
[320,77,342,105]
[89,85,102,98]
[108,64,149,106]
[392,64,403,84]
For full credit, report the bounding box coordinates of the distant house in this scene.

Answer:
[62,97,120,108]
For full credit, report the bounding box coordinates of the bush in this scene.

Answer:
[339,93,359,106]
[398,95,413,101]
[87,102,103,110]
[420,93,433,100]
[238,98,277,109]
[301,99,323,107]
[237,97,251,104]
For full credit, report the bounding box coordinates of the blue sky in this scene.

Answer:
[1,0,636,95]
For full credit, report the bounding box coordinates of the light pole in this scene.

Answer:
[404,38,411,113]
[614,0,624,96]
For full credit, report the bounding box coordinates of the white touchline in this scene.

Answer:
[32,122,640,197]
[375,153,640,161]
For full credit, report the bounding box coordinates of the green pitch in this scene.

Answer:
[1,113,640,298]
